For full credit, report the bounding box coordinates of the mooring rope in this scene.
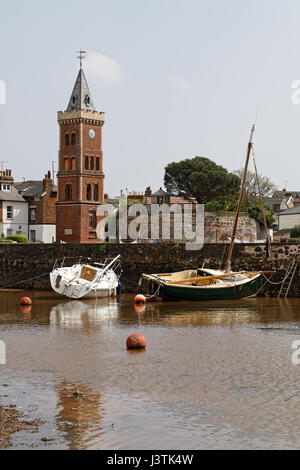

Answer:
[260,262,295,286]
[145,283,162,299]
[0,272,50,290]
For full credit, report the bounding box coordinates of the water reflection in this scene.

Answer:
[55,381,104,450]
[50,298,120,329]
[2,292,300,449]
[140,298,300,327]
[19,304,32,320]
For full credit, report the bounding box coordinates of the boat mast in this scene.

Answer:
[252,156,275,268]
[225,125,255,272]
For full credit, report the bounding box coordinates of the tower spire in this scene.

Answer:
[66,52,96,112]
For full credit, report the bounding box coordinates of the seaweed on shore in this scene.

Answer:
[0,404,41,448]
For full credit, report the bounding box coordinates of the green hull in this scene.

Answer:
[158,276,260,301]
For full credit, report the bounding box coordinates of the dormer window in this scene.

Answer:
[1,184,11,191]
[85,95,90,106]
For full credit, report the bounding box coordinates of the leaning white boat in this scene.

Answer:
[50,255,121,300]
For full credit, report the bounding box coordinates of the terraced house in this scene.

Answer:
[15,171,57,243]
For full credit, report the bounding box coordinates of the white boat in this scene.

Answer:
[50,255,121,300]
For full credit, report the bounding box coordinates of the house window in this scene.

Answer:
[71,133,76,145]
[86,184,91,201]
[71,157,76,170]
[96,157,100,171]
[30,208,36,221]
[89,211,96,228]
[30,230,36,242]
[65,134,69,146]
[94,184,99,201]
[65,184,72,201]
[6,206,13,219]
[85,156,89,170]
[64,158,69,170]
[6,229,12,236]
[90,156,94,171]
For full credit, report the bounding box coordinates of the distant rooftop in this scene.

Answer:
[278,205,300,215]
[152,187,169,197]
[0,186,26,202]
[14,180,57,198]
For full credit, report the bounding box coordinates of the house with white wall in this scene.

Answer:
[277,206,300,231]
[0,170,28,238]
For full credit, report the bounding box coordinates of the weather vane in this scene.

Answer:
[77,50,86,68]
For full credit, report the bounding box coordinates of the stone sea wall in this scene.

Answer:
[1,242,300,296]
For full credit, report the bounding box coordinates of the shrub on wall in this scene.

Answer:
[0,238,14,243]
[6,235,28,243]
[290,225,300,239]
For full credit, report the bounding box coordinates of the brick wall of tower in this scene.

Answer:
[56,108,105,243]
[59,122,81,173]
[56,204,82,242]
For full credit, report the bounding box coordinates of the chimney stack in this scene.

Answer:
[43,170,52,193]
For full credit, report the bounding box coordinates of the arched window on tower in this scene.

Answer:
[86,184,92,201]
[94,184,99,201]
[65,184,72,201]
[65,134,69,146]
[90,156,94,171]
[71,157,76,170]
[96,157,100,171]
[71,133,76,145]
[64,158,70,171]
[85,156,89,170]
[89,211,96,228]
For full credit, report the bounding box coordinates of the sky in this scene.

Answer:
[1,0,300,196]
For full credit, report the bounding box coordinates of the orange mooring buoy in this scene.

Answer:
[20,297,32,306]
[126,333,147,349]
[134,294,146,305]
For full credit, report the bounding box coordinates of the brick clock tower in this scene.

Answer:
[56,55,105,243]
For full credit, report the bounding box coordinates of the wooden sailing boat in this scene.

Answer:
[141,125,273,301]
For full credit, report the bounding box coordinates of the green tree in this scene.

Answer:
[247,203,275,228]
[234,169,277,206]
[164,157,241,204]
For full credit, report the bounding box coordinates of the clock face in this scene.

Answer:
[89,129,95,139]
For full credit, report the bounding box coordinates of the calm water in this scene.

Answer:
[1,291,300,449]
